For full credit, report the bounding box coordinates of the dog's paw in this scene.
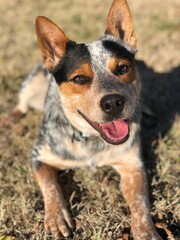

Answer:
[133,228,162,240]
[136,234,162,240]
[44,203,75,239]
[131,215,163,240]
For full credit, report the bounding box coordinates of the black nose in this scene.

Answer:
[100,94,125,118]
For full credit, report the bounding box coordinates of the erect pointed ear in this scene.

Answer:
[106,0,137,49]
[35,16,68,70]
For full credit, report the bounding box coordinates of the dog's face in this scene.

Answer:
[36,0,140,145]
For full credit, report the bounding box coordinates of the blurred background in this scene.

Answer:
[0,0,179,239]
[0,0,179,77]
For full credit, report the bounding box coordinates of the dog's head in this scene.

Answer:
[36,0,140,145]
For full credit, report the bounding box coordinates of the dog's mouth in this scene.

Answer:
[77,110,129,145]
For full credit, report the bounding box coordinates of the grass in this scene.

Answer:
[0,0,180,239]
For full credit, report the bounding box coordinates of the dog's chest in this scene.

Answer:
[60,133,136,168]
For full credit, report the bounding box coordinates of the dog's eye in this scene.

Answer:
[116,64,130,75]
[71,75,90,84]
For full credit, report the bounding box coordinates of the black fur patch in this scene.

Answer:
[52,41,91,84]
[102,40,135,61]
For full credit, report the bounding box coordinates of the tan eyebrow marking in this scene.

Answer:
[108,57,137,83]
[68,63,94,80]
[59,63,94,97]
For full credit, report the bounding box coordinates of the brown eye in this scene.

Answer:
[116,64,130,75]
[71,75,90,84]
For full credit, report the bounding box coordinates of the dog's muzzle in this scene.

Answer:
[77,107,129,145]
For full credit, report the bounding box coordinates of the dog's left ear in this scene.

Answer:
[36,16,68,70]
[106,0,137,49]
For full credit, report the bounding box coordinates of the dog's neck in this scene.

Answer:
[71,129,88,143]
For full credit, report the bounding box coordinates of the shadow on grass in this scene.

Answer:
[58,170,82,218]
[137,60,180,239]
[138,60,179,173]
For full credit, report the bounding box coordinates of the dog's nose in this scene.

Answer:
[100,94,125,118]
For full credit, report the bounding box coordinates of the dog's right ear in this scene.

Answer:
[36,16,68,70]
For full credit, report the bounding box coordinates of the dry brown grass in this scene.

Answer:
[0,0,179,239]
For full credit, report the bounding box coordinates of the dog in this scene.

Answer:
[5,0,162,239]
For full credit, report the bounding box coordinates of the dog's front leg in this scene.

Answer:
[32,162,75,239]
[113,164,162,240]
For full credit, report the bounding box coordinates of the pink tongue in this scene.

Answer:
[100,120,129,141]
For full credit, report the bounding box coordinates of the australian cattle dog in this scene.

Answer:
[4,0,162,239]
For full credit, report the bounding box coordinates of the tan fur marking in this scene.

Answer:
[59,81,90,126]
[108,57,138,83]
[39,145,88,169]
[59,63,93,98]
[34,164,74,237]
[60,80,90,97]
[68,63,94,81]
[59,65,95,131]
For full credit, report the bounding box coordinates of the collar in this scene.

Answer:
[71,128,88,143]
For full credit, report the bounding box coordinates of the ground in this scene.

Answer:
[0,0,179,239]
